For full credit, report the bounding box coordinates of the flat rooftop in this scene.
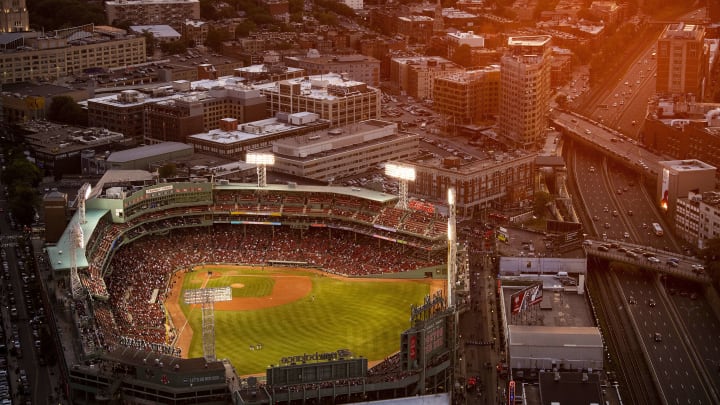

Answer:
[660,159,716,172]
[508,35,552,47]
[502,277,594,328]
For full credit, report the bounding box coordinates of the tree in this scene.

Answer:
[47,96,87,126]
[142,30,157,56]
[1,156,42,191]
[555,94,568,108]
[28,0,106,30]
[205,27,231,53]
[158,163,177,179]
[8,184,40,227]
[236,20,257,37]
[533,191,553,219]
[699,237,720,286]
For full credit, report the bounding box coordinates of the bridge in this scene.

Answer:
[583,239,710,283]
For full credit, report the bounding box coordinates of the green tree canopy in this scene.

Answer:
[8,183,40,227]
[28,0,106,30]
[205,27,232,53]
[1,155,42,191]
[533,191,553,219]
[47,96,87,126]
[158,163,177,179]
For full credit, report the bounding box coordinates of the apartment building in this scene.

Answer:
[0,31,145,84]
[87,77,267,144]
[643,103,720,176]
[656,22,708,97]
[433,65,500,125]
[105,0,200,30]
[676,190,720,249]
[187,112,330,159]
[257,73,382,128]
[498,35,552,149]
[283,53,381,87]
[404,150,536,217]
[390,56,464,100]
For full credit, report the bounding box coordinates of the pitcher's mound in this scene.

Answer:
[231,283,245,288]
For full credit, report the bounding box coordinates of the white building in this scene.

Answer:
[675,189,720,249]
[499,35,552,149]
[129,25,182,43]
[447,31,485,48]
[268,119,419,181]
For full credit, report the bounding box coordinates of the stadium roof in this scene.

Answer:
[92,170,155,197]
[46,208,109,271]
[107,142,192,163]
[213,183,398,203]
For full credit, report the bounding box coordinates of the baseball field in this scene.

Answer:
[167,265,440,376]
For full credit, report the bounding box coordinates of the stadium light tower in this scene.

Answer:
[78,182,92,224]
[447,187,457,308]
[385,163,416,210]
[246,152,275,188]
[183,286,232,362]
[69,222,86,299]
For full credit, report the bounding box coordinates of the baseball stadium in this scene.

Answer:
[45,171,464,404]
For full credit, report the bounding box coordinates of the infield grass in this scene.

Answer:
[179,266,431,375]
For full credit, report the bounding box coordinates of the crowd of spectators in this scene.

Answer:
[76,223,441,355]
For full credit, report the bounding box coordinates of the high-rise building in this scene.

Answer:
[656,22,708,98]
[0,0,29,32]
[499,35,552,149]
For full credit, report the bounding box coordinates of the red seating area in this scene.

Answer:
[399,210,434,235]
[374,207,405,229]
[427,219,448,238]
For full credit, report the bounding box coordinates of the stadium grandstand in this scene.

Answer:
[45,170,458,404]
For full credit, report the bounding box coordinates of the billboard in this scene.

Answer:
[510,283,543,315]
[660,167,670,211]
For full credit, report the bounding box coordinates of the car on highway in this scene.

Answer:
[627,209,633,215]
[649,299,656,307]
[654,332,662,342]
[628,296,637,304]
[623,232,630,238]
[604,222,610,229]
[647,256,661,263]
[626,251,638,259]
[597,245,609,252]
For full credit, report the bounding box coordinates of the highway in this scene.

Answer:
[618,270,717,404]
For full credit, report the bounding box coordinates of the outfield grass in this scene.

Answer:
[179,267,431,375]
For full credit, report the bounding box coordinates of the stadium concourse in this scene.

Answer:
[44,175,459,404]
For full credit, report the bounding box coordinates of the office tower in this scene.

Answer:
[656,22,708,98]
[499,35,552,149]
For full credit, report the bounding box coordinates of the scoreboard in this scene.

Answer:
[400,310,451,371]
